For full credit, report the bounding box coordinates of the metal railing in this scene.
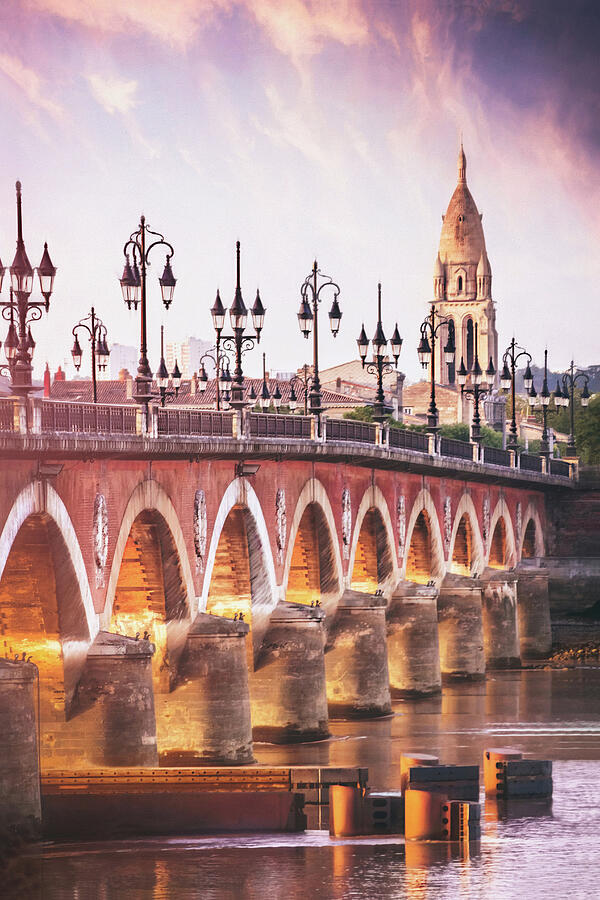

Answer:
[326,418,377,445]
[549,458,571,478]
[0,398,573,480]
[519,453,543,473]
[247,413,311,439]
[482,445,512,467]
[41,401,137,434]
[389,427,429,453]
[0,398,15,432]
[440,436,473,461]
[157,409,234,437]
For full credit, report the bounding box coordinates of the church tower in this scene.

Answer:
[431,144,498,387]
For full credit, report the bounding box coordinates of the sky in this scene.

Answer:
[0,0,599,383]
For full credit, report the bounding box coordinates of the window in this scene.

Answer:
[465,318,474,370]
[447,320,455,385]
[457,275,463,292]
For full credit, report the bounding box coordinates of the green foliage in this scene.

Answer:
[343,406,374,422]
[576,394,600,464]
[438,423,469,442]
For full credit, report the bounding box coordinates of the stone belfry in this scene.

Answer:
[431,144,498,387]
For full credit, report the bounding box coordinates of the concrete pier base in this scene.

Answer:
[516,560,552,659]
[480,568,521,669]
[0,659,41,838]
[77,632,158,766]
[437,574,485,680]
[251,601,329,743]
[387,581,441,697]
[325,589,391,718]
[164,613,254,765]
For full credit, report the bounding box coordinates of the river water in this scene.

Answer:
[11,667,600,899]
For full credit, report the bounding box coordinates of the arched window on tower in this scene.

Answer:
[465,318,474,370]
[457,275,463,293]
[447,319,455,384]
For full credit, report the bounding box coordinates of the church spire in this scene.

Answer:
[458,140,467,183]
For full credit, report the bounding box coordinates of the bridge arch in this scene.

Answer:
[487,497,517,569]
[0,481,97,764]
[403,489,445,584]
[519,502,545,559]
[201,477,277,642]
[283,477,343,611]
[104,479,195,625]
[348,484,397,593]
[448,493,485,577]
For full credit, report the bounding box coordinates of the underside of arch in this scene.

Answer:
[286,502,340,605]
[451,514,474,575]
[351,507,394,593]
[406,510,435,584]
[489,517,507,568]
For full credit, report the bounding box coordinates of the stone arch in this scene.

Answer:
[283,477,343,613]
[0,481,97,764]
[201,477,277,652]
[448,493,485,576]
[348,484,398,594]
[403,489,445,585]
[519,503,545,559]
[104,479,196,625]
[487,497,517,569]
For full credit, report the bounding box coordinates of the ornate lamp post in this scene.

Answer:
[209,242,264,411]
[417,304,455,431]
[0,181,56,396]
[500,338,533,452]
[297,260,341,417]
[71,307,110,403]
[119,215,177,410]
[554,360,590,457]
[456,323,495,443]
[288,365,312,415]
[155,325,181,407]
[356,283,402,424]
[526,348,552,458]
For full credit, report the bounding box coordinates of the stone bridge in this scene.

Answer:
[0,399,576,770]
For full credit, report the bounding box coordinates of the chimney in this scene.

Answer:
[190,372,197,396]
[44,363,51,397]
[118,368,130,382]
[54,366,65,383]
[125,375,133,400]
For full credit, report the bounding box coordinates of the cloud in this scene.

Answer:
[0,52,64,120]
[26,0,231,50]
[87,74,138,115]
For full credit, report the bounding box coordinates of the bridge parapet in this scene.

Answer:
[0,396,574,484]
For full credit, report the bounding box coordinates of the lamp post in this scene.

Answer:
[500,338,533,452]
[119,215,177,412]
[554,360,590,457]
[297,260,341,418]
[0,181,56,396]
[456,322,495,443]
[417,304,455,431]
[356,283,402,424]
[527,348,552,459]
[258,352,282,411]
[288,365,312,415]
[210,242,264,411]
[198,341,229,411]
[71,307,110,404]
[155,325,181,407]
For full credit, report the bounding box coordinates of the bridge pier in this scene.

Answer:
[516,560,552,659]
[77,632,158,766]
[480,568,521,669]
[0,659,41,838]
[437,574,485,680]
[386,581,441,697]
[325,589,391,718]
[163,613,254,765]
[250,601,329,743]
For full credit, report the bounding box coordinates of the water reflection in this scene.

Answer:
[12,669,600,900]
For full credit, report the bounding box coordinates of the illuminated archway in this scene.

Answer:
[403,489,445,584]
[487,498,517,569]
[283,478,343,612]
[519,503,544,559]
[448,494,485,576]
[348,485,397,594]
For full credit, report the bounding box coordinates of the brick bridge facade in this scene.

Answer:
[0,403,574,770]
